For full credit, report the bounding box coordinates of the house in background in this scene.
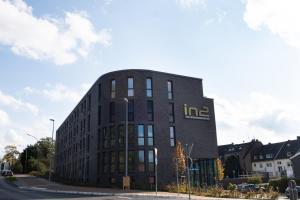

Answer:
[218,140,262,178]
[252,137,300,178]
[290,151,300,179]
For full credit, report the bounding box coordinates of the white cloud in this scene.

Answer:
[176,0,206,9]
[0,109,10,126]
[0,0,112,65]
[244,0,300,49]
[214,92,300,145]
[24,83,91,103]
[0,90,39,115]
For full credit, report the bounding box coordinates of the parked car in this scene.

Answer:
[285,186,300,198]
[1,170,13,176]
[237,183,259,192]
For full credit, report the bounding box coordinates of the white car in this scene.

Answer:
[1,170,13,176]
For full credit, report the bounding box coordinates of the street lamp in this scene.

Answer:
[185,143,194,200]
[27,133,40,173]
[49,119,55,182]
[123,98,129,189]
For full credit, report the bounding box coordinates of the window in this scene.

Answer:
[138,150,145,172]
[169,103,174,122]
[266,163,272,167]
[277,161,282,165]
[119,151,125,173]
[137,125,144,146]
[88,94,91,111]
[98,105,101,125]
[103,127,109,149]
[146,78,152,97]
[259,163,263,168]
[110,126,116,147]
[87,135,90,152]
[98,83,101,102]
[128,78,134,97]
[148,150,154,172]
[266,154,273,159]
[259,155,263,159]
[109,102,115,123]
[97,129,101,150]
[128,151,135,172]
[147,125,154,146]
[254,155,258,160]
[128,100,134,121]
[111,80,116,99]
[253,163,256,167]
[87,114,91,131]
[110,152,116,173]
[167,81,173,100]
[118,125,125,147]
[169,126,175,147]
[128,124,135,146]
[147,100,153,121]
[103,152,109,173]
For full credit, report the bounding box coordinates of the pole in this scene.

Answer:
[187,158,191,200]
[124,98,128,177]
[176,158,179,195]
[154,148,158,197]
[27,134,39,173]
[49,119,55,182]
[185,144,193,200]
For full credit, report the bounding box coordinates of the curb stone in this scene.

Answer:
[18,186,188,199]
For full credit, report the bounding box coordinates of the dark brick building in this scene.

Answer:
[55,69,218,188]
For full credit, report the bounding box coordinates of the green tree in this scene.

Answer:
[19,137,55,174]
[174,141,186,176]
[19,145,38,173]
[3,145,20,166]
[12,160,23,173]
[224,155,241,178]
[216,159,224,181]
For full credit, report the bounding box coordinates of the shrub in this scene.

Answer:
[269,177,289,193]
[247,176,262,184]
[228,183,237,191]
[29,171,41,176]
[28,159,47,176]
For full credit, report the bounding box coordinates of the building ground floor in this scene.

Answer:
[55,157,217,189]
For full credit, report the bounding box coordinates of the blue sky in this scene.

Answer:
[0,0,300,156]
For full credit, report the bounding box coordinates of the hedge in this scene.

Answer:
[269,177,300,193]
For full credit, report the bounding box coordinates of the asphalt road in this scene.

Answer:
[0,176,98,200]
[0,176,187,200]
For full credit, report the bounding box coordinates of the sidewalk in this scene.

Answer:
[13,174,243,199]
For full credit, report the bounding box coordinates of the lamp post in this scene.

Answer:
[123,98,129,189]
[185,144,193,200]
[124,98,128,177]
[154,147,158,197]
[176,158,179,195]
[49,119,55,182]
[27,133,40,172]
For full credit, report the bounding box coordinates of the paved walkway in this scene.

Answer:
[13,174,286,200]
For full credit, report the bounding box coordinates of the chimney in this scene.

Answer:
[297,136,300,141]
